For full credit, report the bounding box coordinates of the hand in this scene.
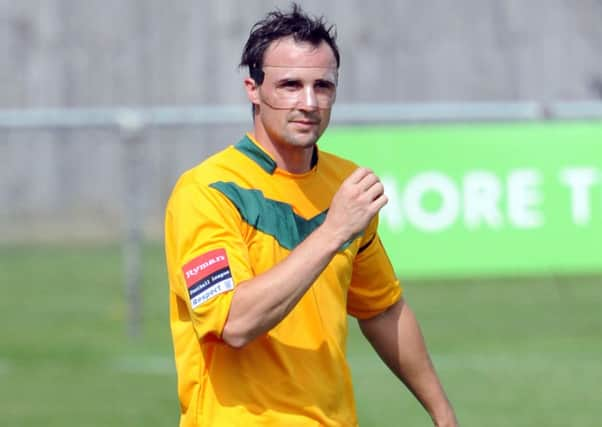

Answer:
[322,167,388,245]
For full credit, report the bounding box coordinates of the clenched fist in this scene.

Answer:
[322,167,388,246]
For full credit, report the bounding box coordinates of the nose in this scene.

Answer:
[297,86,318,110]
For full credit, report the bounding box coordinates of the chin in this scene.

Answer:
[289,136,319,148]
[286,130,323,147]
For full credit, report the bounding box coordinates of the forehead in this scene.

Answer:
[263,37,337,69]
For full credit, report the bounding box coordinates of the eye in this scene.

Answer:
[315,80,336,91]
[279,79,302,90]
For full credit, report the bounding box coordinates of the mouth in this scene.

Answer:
[290,118,320,126]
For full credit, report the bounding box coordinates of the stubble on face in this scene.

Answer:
[279,108,330,148]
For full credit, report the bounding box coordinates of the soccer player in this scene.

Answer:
[164,4,458,426]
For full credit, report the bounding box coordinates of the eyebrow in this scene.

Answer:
[273,75,337,85]
[273,79,337,91]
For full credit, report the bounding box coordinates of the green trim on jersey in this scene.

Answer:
[210,181,327,250]
[234,136,277,174]
[234,135,319,173]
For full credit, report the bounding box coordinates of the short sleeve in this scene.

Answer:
[346,215,402,319]
[165,175,254,339]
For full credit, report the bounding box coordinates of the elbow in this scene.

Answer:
[222,333,249,349]
[221,322,253,349]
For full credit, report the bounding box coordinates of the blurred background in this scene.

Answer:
[1,1,601,426]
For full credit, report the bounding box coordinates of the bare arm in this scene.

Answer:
[222,167,387,347]
[358,298,458,427]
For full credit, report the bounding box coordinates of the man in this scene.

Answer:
[165,4,458,426]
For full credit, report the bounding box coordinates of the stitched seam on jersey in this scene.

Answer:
[357,233,377,254]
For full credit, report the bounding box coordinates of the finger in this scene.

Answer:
[346,167,371,184]
[357,172,380,192]
[370,193,388,211]
[363,181,384,201]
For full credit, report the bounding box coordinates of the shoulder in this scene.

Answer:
[167,145,246,207]
[193,146,247,183]
[318,149,359,179]
[176,145,250,188]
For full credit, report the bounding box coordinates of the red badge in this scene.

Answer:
[181,248,233,308]
[182,248,229,288]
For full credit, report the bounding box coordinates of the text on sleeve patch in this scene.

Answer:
[182,248,234,308]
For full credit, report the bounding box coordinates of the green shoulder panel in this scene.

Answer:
[209,181,327,250]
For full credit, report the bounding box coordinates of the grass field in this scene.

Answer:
[1,243,600,426]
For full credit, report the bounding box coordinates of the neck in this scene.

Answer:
[251,130,315,174]
[273,146,314,174]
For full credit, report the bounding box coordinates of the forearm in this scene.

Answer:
[359,300,457,426]
[221,223,342,347]
[392,304,456,425]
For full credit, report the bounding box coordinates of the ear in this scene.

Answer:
[244,77,260,106]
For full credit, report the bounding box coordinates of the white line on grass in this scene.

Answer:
[0,359,11,375]
[111,351,598,376]
[349,351,600,374]
[110,355,174,375]
[430,352,568,373]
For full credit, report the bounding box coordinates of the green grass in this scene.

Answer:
[0,243,600,426]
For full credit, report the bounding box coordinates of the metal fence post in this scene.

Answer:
[118,111,146,338]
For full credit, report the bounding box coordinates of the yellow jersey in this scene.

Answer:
[165,134,402,426]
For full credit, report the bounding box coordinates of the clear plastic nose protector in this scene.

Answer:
[300,85,319,107]
[253,66,338,109]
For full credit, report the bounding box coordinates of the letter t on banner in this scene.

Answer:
[560,167,600,226]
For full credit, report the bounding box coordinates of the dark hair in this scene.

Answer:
[240,3,340,84]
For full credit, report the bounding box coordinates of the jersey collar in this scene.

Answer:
[234,133,318,175]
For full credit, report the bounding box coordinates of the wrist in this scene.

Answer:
[315,222,347,254]
[431,407,458,427]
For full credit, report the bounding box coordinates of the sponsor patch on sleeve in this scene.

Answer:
[182,248,234,309]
